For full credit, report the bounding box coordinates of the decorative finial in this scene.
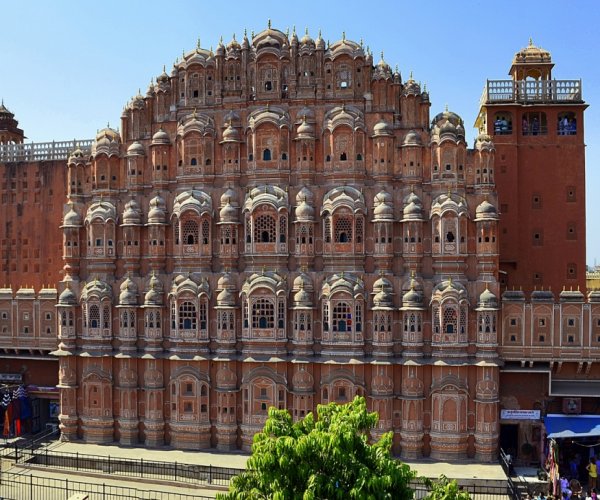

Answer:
[285,27,289,37]
[380,50,384,61]
[305,27,308,35]
[244,28,247,38]
[162,64,166,73]
[251,30,255,38]
[360,38,363,47]
[197,37,201,49]
[529,37,533,46]
[268,19,271,29]
[445,103,449,112]
[232,33,236,41]
[410,70,413,80]
[342,31,346,42]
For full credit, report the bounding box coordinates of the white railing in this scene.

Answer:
[481,79,582,104]
[0,139,93,162]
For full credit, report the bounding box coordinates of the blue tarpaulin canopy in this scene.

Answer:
[544,414,600,439]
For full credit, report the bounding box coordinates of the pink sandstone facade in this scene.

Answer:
[0,27,595,461]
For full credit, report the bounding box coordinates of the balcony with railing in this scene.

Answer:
[0,139,93,162]
[480,79,583,106]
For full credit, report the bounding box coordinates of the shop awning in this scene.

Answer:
[544,414,600,439]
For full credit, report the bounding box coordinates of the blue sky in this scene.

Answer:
[2,0,599,265]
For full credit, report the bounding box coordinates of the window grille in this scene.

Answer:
[334,217,352,243]
[333,302,351,332]
[201,219,210,245]
[179,301,197,330]
[252,299,274,329]
[254,214,276,243]
[182,220,199,245]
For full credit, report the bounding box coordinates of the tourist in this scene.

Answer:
[587,458,597,489]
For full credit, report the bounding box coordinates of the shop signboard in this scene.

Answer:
[500,409,541,420]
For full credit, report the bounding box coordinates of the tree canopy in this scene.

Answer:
[218,396,416,499]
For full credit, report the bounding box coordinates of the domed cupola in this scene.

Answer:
[92,126,121,157]
[219,200,238,223]
[221,123,241,143]
[373,52,392,80]
[402,130,422,146]
[215,36,226,57]
[122,199,142,225]
[126,141,145,157]
[58,285,78,306]
[147,193,167,224]
[62,205,82,227]
[401,191,424,222]
[477,286,498,310]
[300,28,315,48]
[372,279,394,310]
[475,199,499,221]
[401,279,424,309]
[292,272,313,308]
[68,147,87,166]
[315,30,325,50]
[216,288,235,307]
[151,128,170,146]
[119,276,138,306]
[402,73,421,97]
[144,273,164,306]
[295,116,315,140]
[373,190,394,221]
[372,118,393,137]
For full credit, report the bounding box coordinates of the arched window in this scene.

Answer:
[179,301,197,330]
[252,299,275,329]
[443,307,457,335]
[558,112,577,136]
[340,152,347,161]
[263,149,271,161]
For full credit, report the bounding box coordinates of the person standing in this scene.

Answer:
[587,458,597,489]
[595,456,600,489]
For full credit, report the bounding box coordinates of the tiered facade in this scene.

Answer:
[0,27,595,461]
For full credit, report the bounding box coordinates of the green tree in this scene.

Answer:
[218,396,416,499]
[422,475,471,500]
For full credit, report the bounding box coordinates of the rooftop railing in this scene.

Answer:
[0,139,93,163]
[480,79,583,107]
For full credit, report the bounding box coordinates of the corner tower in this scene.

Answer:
[475,40,587,293]
[0,101,24,144]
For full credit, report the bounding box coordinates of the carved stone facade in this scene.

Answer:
[0,28,594,461]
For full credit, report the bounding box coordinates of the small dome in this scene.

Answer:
[315,31,325,50]
[402,201,423,221]
[152,128,170,145]
[402,130,422,146]
[217,288,235,306]
[478,287,498,308]
[62,206,82,227]
[293,287,312,306]
[440,120,457,136]
[144,287,162,306]
[402,285,423,308]
[122,199,142,225]
[296,117,315,139]
[58,286,77,305]
[217,272,235,290]
[293,272,313,291]
[402,78,421,96]
[475,200,499,220]
[373,275,393,292]
[227,34,241,51]
[300,28,314,47]
[220,187,237,206]
[222,124,240,142]
[215,39,225,56]
[373,201,394,220]
[295,199,315,221]
[403,191,422,206]
[148,194,167,224]
[373,119,393,137]
[68,147,86,164]
[119,277,138,306]
[96,127,120,143]
[513,39,552,65]
[219,201,238,222]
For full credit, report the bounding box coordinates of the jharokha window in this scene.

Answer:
[252,299,275,329]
